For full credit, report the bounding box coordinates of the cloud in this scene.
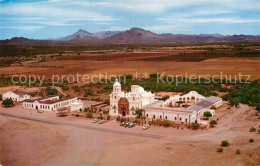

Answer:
[0,1,117,22]
[158,16,260,24]
[142,25,192,33]
[0,25,43,31]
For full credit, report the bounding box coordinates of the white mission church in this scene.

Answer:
[109,79,222,124]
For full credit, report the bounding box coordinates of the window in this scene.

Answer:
[153,115,155,119]
[180,117,182,121]
[185,119,187,122]
[174,117,177,120]
[160,115,162,119]
[146,114,148,117]
[165,116,168,119]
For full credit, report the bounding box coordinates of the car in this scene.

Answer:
[120,122,126,126]
[99,120,106,124]
[123,123,129,127]
[142,125,150,130]
[128,123,135,128]
[37,110,44,113]
[92,119,99,123]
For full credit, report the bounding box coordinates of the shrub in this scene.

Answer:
[85,112,93,118]
[249,127,256,132]
[191,122,200,130]
[221,140,229,147]
[102,110,109,114]
[236,149,241,154]
[203,111,212,117]
[216,148,223,153]
[2,98,14,107]
[62,86,69,91]
[164,120,170,127]
[140,116,146,120]
[249,139,254,143]
[210,120,217,127]
[212,92,218,96]
[210,105,216,110]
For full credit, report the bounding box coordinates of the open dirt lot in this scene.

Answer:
[0,103,259,166]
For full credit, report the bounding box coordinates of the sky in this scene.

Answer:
[0,0,260,39]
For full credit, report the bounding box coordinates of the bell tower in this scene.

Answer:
[113,78,121,93]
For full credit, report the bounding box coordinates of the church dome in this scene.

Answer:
[113,78,121,86]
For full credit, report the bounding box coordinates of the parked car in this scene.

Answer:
[37,110,44,113]
[142,125,150,130]
[92,119,99,123]
[120,122,126,126]
[124,123,129,127]
[128,123,135,128]
[99,120,106,124]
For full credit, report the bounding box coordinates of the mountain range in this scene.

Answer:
[1,27,260,44]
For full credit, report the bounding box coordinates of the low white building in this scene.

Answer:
[70,99,83,112]
[23,96,78,111]
[143,96,222,123]
[2,90,31,102]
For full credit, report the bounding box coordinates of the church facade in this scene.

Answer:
[109,79,155,117]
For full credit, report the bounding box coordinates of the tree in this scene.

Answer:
[135,109,144,118]
[162,95,170,101]
[2,98,14,107]
[210,120,217,127]
[203,111,212,117]
[46,87,58,95]
[0,94,2,101]
[230,98,240,107]
[256,105,260,111]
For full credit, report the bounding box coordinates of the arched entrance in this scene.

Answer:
[118,97,129,116]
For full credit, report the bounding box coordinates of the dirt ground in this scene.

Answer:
[0,102,259,166]
[1,57,260,81]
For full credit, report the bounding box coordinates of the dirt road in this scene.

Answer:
[0,104,259,166]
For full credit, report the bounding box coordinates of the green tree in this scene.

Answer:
[203,111,212,117]
[46,87,58,95]
[162,95,170,101]
[135,109,144,118]
[230,98,240,106]
[210,120,217,127]
[2,98,14,107]
[256,105,260,111]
